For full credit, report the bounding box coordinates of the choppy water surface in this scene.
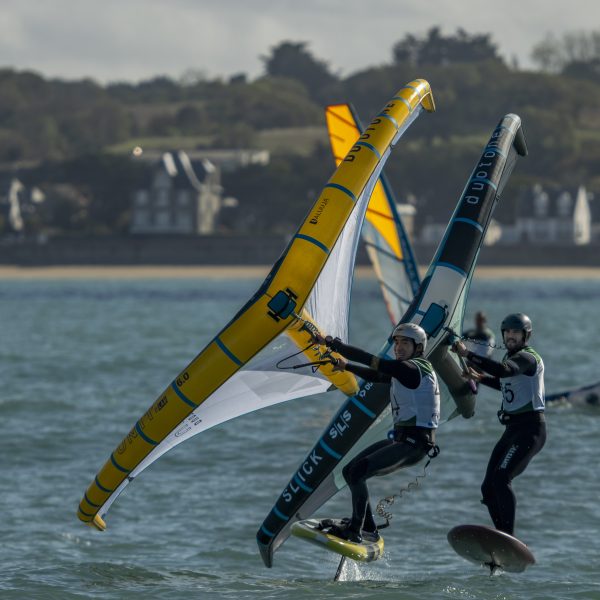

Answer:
[1,276,599,599]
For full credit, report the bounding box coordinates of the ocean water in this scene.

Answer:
[1,275,599,599]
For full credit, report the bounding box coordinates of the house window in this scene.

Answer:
[135,211,149,225]
[135,190,149,206]
[156,189,169,207]
[176,212,192,232]
[177,190,190,206]
[156,210,171,228]
[557,192,572,218]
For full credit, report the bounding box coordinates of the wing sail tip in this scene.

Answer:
[501,113,528,157]
[513,123,528,157]
[77,509,107,531]
[422,90,436,113]
[91,514,107,531]
[411,78,435,112]
[257,535,273,568]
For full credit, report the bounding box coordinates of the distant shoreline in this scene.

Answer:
[2,265,600,280]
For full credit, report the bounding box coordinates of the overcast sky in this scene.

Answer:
[2,0,599,84]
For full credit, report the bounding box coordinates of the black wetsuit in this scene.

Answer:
[467,348,546,536]
[329,338,437,536]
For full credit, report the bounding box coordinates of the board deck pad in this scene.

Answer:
[291,518,384,562]
[447,524,535,573]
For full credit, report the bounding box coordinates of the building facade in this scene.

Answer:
[130,151,223,234]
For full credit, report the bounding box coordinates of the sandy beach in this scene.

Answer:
[1,265,600,279]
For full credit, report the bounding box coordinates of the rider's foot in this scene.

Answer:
[361,528,380,542]
[326,521,362,543]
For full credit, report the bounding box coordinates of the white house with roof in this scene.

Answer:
[130,150,223,234]
[500,184,593,245]
[0,177,45,234]
[418,184,593,246]
[573,185,591,245]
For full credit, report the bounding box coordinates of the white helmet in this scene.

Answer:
[392,323,427,354]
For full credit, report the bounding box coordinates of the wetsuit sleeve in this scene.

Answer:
[345,363,391,383]
[328,338,375,366]
[479,375,501,390]
[466,350,537,378]
[376,359,421,389]
[329,338,421,389]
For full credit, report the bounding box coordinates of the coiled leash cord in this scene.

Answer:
[375,444,440,524]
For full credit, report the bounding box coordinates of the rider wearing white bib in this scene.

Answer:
[498,345,544,414]
[314,323,439,543]
[453,313,546,536]
[390,357,440,427]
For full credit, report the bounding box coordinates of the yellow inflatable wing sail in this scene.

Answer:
[325,103,422,325]
[77,79,435,529]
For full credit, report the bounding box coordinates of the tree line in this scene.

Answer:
[1,27,600,236]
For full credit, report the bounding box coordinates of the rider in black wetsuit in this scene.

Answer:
[314,323,440,543]
[453,313,546,536]
[463,311,496,360]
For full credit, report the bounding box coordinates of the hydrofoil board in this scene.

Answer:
[291,518,384,562]
[447,524,535,573]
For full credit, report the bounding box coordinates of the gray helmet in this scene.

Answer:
[392,323,427,353]
[501,313,532,340]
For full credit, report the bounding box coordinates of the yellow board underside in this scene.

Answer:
[291,520,384,562]
[78,79,434,526]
